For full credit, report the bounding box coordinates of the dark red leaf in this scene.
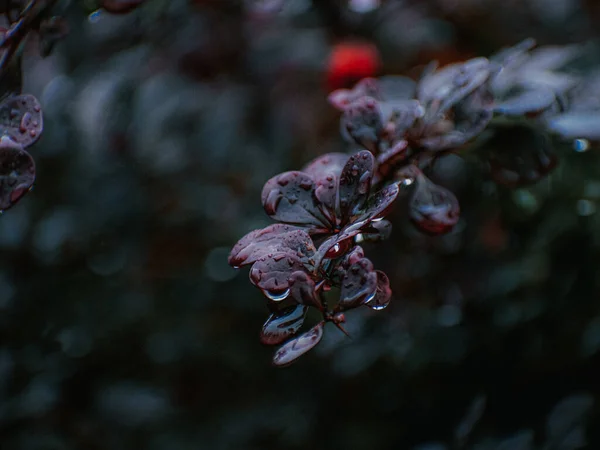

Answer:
[260,305,308,346]
[228,224,315,268]
[288,271,322,308]
[272,322,324,367]
[0,95,43,148]
[340,97,383,152]
[418,57,491,112]
[250,252,307,297]
[261,171,327,229]
[338,257,378,310]
[0,138,35,211]
[302,152,348,214]
[338,150,374,221]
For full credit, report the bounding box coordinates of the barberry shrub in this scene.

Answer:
[0,0,145,212]
[229,38,600,366]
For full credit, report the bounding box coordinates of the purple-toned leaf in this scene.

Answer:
[378,75,417,101]
[340,97,383,152]
[288,271,321,308]
[375,140,409,182]
[338,150,374,221]
[328,78,380,110]
[260,304,308,345]
[249,252,307,296]
[0,95,43,148]
[380,100,423,135]
[420,86,494,151]
[546,113,600,140]
[418,58,490,112]
[365,271,391,310]
[0,139,35,211]
[494,88,556,115]
[409,175,460,236]
[272,322,324,367]
[261,171,326,229]
[303,152,348,214]
[491,38,536,66]
[338,257,378,310]
[313,234,355,270]
[228,224,315,268]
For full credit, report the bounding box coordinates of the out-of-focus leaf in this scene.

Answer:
[340,97,383,152]
[545,393,593,447]
[100,0,146,14]
[328,77,380,110]
[485,125,558,187]
[0,137,34,211]
[272,322,324,367]
[494,88,557,115]
[546,113,600,140]
[495,430,534,450]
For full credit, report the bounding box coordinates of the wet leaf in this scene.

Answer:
[272,322,324,367]
[288,271,321,308]
[0,95,43,148]
[0,138,35,211]
[409,174,460,235]
[303,152,348,213]
[261,171,326,229]
[338,257,378,310]
[260,305,308,345]
[340,97,383,151]
[228,224,315,268]
[250,252,307,295]
[338,150,374,221]
[546,393,593,445]
[358,182,400,223]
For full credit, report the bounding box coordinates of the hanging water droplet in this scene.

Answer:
[355,233,364,243]
[574,138,590,153]
[263,288,290,302]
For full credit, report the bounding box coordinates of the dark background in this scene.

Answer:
[1,0,600,448]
